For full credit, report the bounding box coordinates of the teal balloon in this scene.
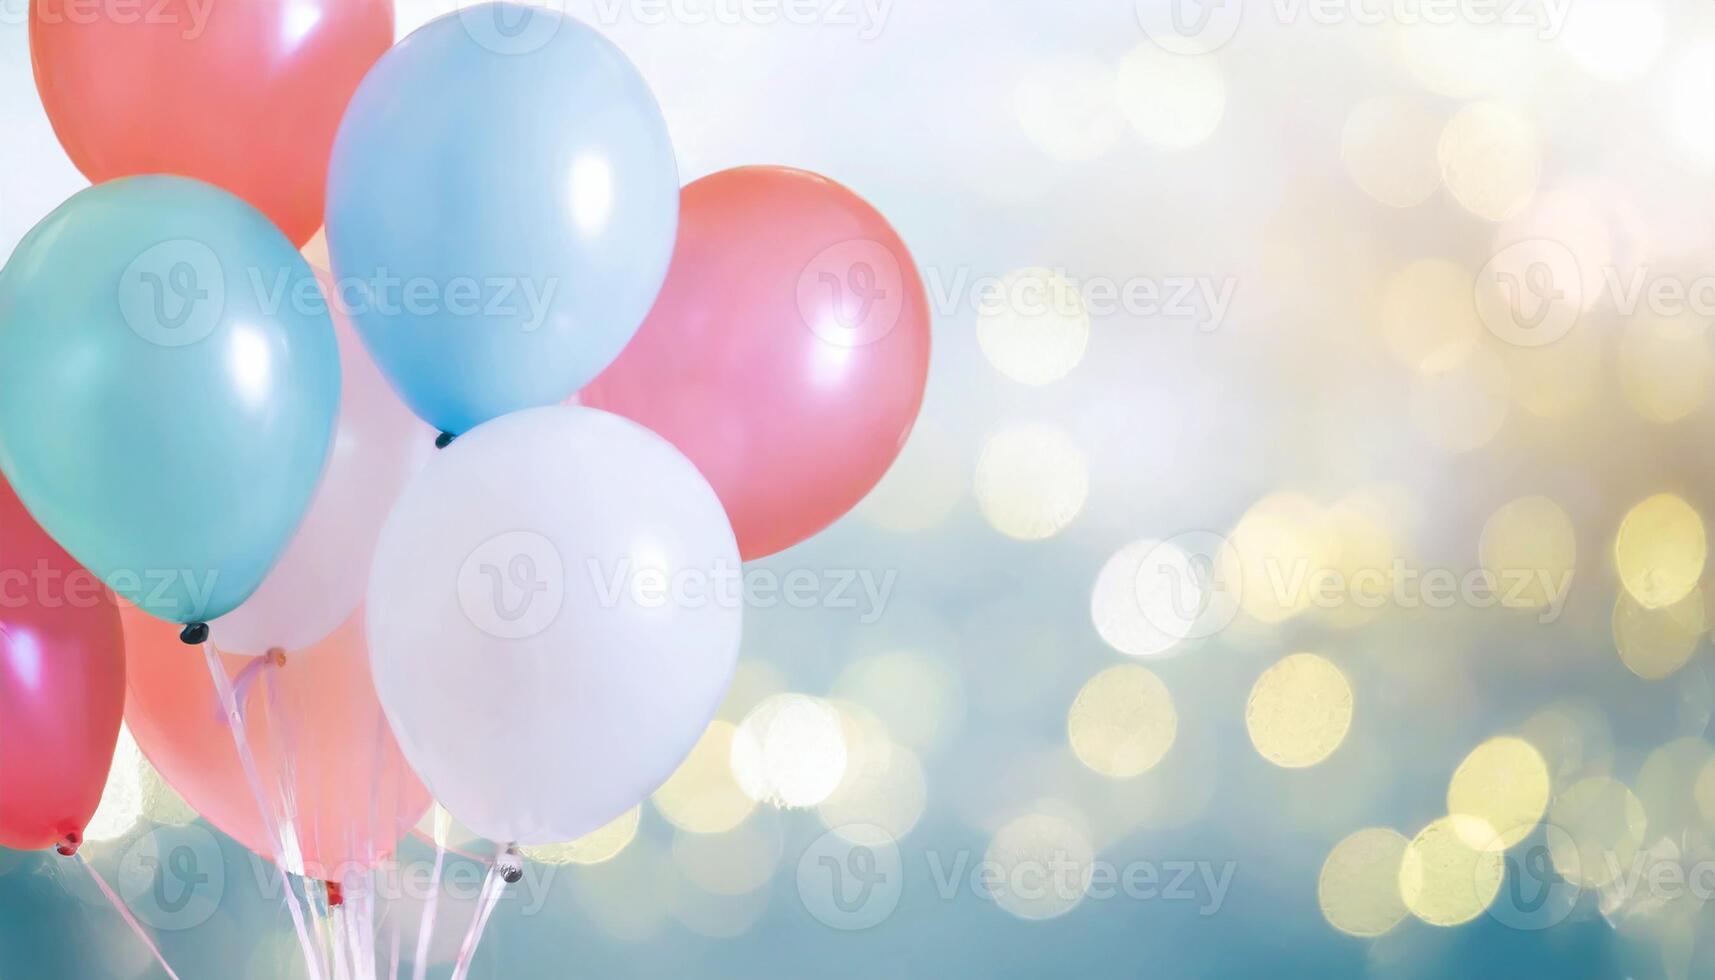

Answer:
[326,3,679,436]
[0,176,340,625]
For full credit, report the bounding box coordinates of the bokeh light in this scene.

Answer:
[1319,828,1410,938]
[521,807,641,866]
[1445,736,1550,850]
[654,721,758,834]
[1067,664,1177,779]
[1398,816,1504,927]
[731,694,848,809]
[1547,777,1648,889]
[976,267,1089,386]
[1615,494,1707,610]
[974,423,1089,541]
[1245,653,1353,769]
[1478,496,1577,611]
[1437,102,1541,222]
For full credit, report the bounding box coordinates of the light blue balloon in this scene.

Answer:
[325,3,680,436]
[0,176,340,625]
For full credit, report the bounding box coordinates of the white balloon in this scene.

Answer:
[211,291,432,655]
[366,406,743,845]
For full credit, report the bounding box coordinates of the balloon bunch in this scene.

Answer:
[2,0,927,971]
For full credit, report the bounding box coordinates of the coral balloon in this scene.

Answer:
[0,477,125,855]
[211,270,433,656]
[30,0,395,245]
[122,606,430,878]
[579,166,931,560]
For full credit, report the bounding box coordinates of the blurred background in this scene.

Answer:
[4,0,1715,976]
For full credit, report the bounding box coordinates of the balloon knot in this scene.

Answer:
[265,647,287,669]
[326,880,344,908]
[56,831,81,857]
[179,623,210,646]
[435,432,457,450]
[498,844,524,885]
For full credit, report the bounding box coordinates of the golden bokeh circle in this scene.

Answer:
[653,720,758,834]
[1615,494,1707,610]
[1546,777,1646,889]
[1067,665,1178,779]
[1445,736,1550,850]
[1398,816,1505,927]
[1245,653,1354,769]
[975,423,1089,541]
[521,806,641,866]
[1319,827,1410,938]
[1478,496,1577,611]
[1613,588,1706,681]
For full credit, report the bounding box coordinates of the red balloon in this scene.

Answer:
[580,166,932,559]
[30,0,395,245]
[0,476,125,855]
[123,606,430,879]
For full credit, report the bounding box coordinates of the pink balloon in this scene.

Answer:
[0,476,124,855]
[211,269,432,655]
[580,166,931,560]
[123,605,430,879]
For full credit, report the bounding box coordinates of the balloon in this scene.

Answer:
[326,3,679,436]
[212,270,433,655]
[579,166,932,560]
[0,176,341,626]
[30,0,394,246]
[0,476,125,855]
[122,605,431,878]
[367,406,741,845]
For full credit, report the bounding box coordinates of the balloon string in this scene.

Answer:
[200,640,325,980]
[74,853,182,980]
[388,918,401,980]
[412,806,450,980]
[260,660,344,980]
[448,858,504,980]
